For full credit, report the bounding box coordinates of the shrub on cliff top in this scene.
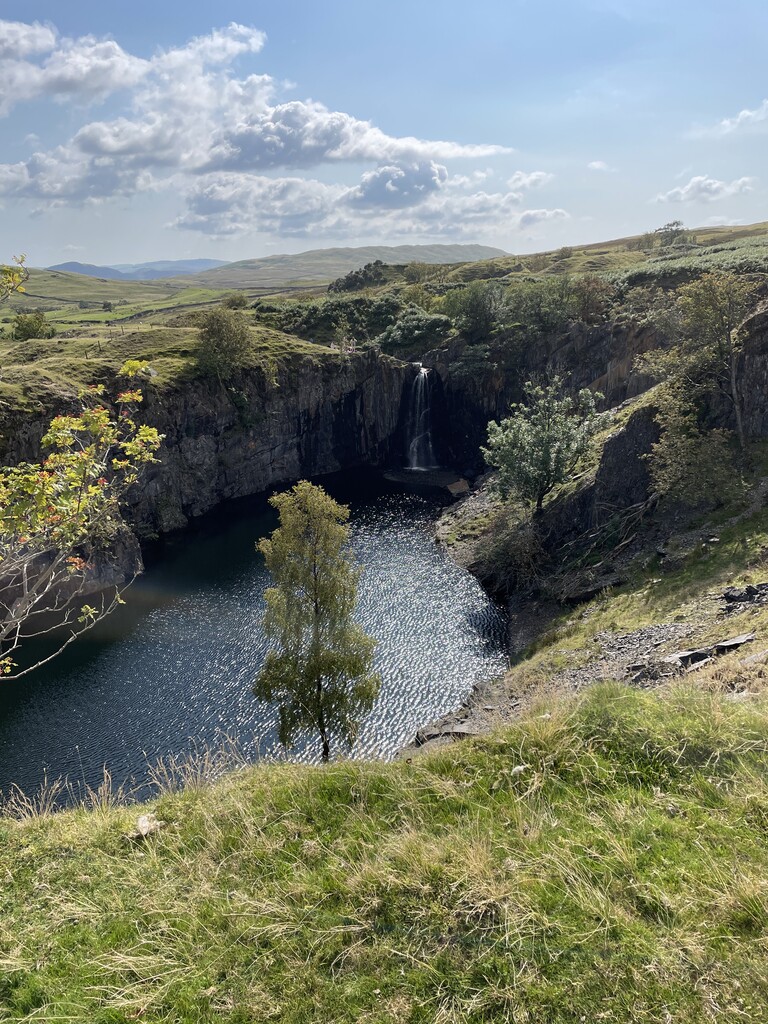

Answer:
[197,307,252,381]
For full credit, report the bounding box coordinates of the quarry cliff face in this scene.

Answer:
[134,348,415,533]
[424,319,661,470]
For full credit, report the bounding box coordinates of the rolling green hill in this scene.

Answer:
[183,244,509,288]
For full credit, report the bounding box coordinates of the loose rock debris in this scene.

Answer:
[662,633,755,671]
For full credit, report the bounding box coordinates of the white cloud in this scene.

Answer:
[174,174,345,236]
[39,37,149,98]
[507,170,553,189]
[0,25,149,114]
[699,99,768,137]
[0,19,510,203]
[204,101,510,172]
[0,145,154,203]
[348,161,448,208]
[174,169,568,240]
[587,160,613,171]
[0,17,522,244]
[519,208,569,227]
[0,19,56,60]
[655,175,755,203]
[156,23,266,69]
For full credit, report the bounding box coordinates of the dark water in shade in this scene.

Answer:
[0,472,508,800]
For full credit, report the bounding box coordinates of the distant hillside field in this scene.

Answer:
[47,259,229,281]
[184,244,509,288]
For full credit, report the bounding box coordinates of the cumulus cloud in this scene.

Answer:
[156,23,266,69]
[174,174,345,236]
[0,146,152,203]
[656,175,755,203]
[0,22,149,114]
[348,162,448,208]
[0,19,56,59]
[507,170,553,189]
[0,17,526,243]
[519,208,569,227]
[697,99,768,137]
[204,101,510,172]
[174,169,568,240]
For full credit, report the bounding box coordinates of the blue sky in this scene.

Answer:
[1,1,766,265]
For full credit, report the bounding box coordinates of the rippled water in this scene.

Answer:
[0,472,507,799]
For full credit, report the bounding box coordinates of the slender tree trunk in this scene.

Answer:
[317,678,329,762]
[535,491,544,515]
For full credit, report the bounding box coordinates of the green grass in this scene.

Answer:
[0,322,338,417]
[3,682,768,1022]
[441,221,768,285]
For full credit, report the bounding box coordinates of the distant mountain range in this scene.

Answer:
[46,259,228,281]
[47,245,508,289]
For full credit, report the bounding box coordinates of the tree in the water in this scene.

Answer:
[483,377,606,515]
[254,481,380,762]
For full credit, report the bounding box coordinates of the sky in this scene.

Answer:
[1,0,767,266]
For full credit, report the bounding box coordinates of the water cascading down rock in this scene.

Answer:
[406,365,440,471]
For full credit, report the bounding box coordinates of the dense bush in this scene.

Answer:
[328,260,388,293]
[279,294,402,344]
[197,308,251,380]
[222,292,249,309]
[376,305,452,351]
[441,281,507,342]
[12,311,56,341]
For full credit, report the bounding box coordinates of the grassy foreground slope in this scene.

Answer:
[3,682,768,1022]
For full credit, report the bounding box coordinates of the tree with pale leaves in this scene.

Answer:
[0,257,165,677]
[0,344,163,678]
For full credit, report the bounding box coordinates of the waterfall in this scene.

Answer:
[406,366,439,471]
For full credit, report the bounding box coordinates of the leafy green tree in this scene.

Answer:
[376,305,451,351]
[646,384,741,507]
[254,481,380,762]
[12,311,55,341]
[0,361,163,677]
[676,272,755,449]
[654,220,696,247]
[442,281,507,343]
[483,377,606,514]
[197,307,251,381]
[640,272,756,449]
[505,277,575,338]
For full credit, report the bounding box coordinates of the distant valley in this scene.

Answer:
[47,243,508,290]
[47,259,229,281]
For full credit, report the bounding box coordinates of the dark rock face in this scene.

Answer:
[737,307,768,438]
[539,403,660,552]
[425,320,661,469]
[0,349,413,591]
[134,349,415,533]
[0,351,415,536]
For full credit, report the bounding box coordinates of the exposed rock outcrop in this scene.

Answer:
[425,320,661,469]
[134,348,415,533]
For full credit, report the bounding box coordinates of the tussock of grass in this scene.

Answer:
[3,683,768,1021]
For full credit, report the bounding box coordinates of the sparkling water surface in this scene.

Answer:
[0,472,507,799]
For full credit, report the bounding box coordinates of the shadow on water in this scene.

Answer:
[0,470,508,803]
